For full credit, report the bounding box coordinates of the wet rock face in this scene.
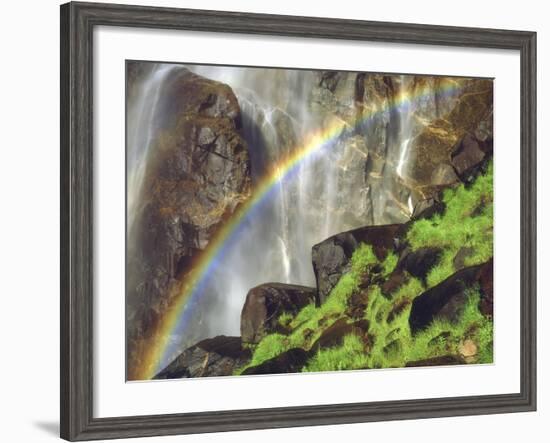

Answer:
[312,224,406,305]
[409,260,493,334]
[310,73,493,226]
[411,197,446,221]
[127,69,251,379]
[240,283,317,344]
[408,78,493,187]
[154,336,250,379]
[451,132,493,183]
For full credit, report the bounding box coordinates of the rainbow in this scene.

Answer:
[138,77,464,380]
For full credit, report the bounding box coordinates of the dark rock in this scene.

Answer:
[431,163,460,186]
[387,299,411,323]
[319,71,340,93]
[310,318,369,351]
[154,336,250,379]
[399,247,442,281]
[409,260,492,334]
[478,258,494,317]
[240,283,316,344]
[380,270,408,297]
[405,355,466,367]
[126,68,252,379]
[411,197,446,221]
[453,247,474,270]
[380,247,438,297]
[408,78,493,186]
[345,289,370,319]
[311,237,350,305]
[241,348,310,375]
[312,224,405,305]
[451,133,491,183]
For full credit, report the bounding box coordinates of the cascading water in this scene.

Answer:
[395,75,415,180]
[127,64,179,231]
[127,64,449,369]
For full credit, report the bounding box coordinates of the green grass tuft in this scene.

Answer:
[350,243,379,274]
[382,251,399,276]
[278,311,294,327]
[247,334,289,366]
[408,161,493,287]
[364,286,493,368]
[303,334,369,372]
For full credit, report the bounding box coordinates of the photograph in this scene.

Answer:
[125,62,494,381]
[0,0,543,441]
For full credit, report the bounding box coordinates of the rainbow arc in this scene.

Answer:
[137,78,463,380]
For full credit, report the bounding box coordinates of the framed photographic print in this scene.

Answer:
[60,1,537,441]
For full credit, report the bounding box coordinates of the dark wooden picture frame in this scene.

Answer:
[60,1,537,441]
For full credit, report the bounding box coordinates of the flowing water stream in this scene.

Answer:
[127,63,443,366]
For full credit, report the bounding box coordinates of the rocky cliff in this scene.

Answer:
[310,73,492,224]
[126,67,252,380]
[126,66,494,379]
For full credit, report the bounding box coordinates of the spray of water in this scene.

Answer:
[396,75,415,180]
[127,64,179,230]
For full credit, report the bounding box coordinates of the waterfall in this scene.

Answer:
[181,65,326,338]
[395,75,415,180]
[126,63,178,230]
[127,64,441,363]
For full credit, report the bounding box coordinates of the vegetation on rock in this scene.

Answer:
[235,163,493,374]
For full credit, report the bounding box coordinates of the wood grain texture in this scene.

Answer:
[60,2,537,441]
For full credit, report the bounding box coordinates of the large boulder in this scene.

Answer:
[127,67,251,379]
[240,283,316,344]
[409,260,493,333]
[312,224,406,305]
[450,132,492,183]
[411,197,446,221]
[398,247,442,281]
[310,318,370,352]
[154,336,250,379]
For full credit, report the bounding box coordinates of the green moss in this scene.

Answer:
[236,166,493,375]
[238,245,377,373]
[278,312,294,328]
[350,243,379,274]
[392,277,424,301]
[382,251,399,276]
[364,286,492,369]
[303,334,369,372]
[290,303,316,328]
[408,161,493,288]
[475,320,494,363]
[426,249,455,287]
[246,333,289,368]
